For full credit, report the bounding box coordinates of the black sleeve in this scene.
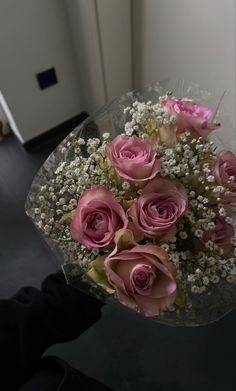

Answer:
[0,271,104,390]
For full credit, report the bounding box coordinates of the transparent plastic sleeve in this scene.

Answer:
[25,79,236,326]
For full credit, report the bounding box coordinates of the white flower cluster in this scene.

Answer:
[123,100,236,298]
[124,96,175,137]
[32,133,135,269]
[32,98,236,310]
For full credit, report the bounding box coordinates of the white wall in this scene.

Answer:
[133,0,236,144]
[65,0,133,114]
[0,0,133,142]
[0,0,82,143]
[96,0,133,101]
[65,0,106,115]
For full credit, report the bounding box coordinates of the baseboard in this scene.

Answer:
[24,112,88,151]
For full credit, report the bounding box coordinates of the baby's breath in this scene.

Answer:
[31,96,236,311]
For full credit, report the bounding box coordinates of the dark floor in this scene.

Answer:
[0,134,59,296]
[1,133,236,391]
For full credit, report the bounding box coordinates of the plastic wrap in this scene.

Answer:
[26,79,236,326]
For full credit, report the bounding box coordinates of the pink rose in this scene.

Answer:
[105,135,160,183]
[203,214,234,257]
[212,150,236,203]
[128,177,187,241]
[161,98,220,138]
[70,186,128,248]
[104,229,177,317]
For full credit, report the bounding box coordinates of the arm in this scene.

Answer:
[0,271,104,390]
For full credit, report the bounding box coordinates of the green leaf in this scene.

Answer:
[87,256,115,294]
[175,287,185,308]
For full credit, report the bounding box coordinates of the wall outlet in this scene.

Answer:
[36,68,58,89]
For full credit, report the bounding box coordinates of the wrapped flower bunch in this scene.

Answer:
[26,81,236,326]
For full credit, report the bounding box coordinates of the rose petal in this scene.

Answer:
[134,291,176,317]
[106,135,160,183]
[70,187,128,248]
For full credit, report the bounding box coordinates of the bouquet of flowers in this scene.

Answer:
[26,80,236,326]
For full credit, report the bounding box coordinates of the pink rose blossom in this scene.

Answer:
[105,135,160,183]
[128,177,187,241]
[70,186,128,248]
[104,229,177,317]
[212,150,236,203]
[203,214,234,257]
[161,98,220,138]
